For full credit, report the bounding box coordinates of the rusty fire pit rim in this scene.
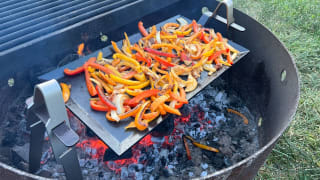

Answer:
[197,6,300,180]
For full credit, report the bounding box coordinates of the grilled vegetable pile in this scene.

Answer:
[63,19,239,131]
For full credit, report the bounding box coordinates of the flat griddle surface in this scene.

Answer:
[39,15,249,155]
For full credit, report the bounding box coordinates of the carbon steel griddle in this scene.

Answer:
[39,15,249,155]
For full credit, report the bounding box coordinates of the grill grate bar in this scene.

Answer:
[0,0,70,25]
[0,0,138,52]
[0,0,48,16]
[0,0,99,34]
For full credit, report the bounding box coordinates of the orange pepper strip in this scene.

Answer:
[60,83,70,103]
[98,72,117,86]
[216,32,223,42]
[192,20,199,33]
[125,89,160,107]
[131,44,145,57]
[187,30,202,43]
[91,73,113,94]
[169,91,188,104]
[150,94,169,112]
[163,104,181,116]
[143,111,160,121]
[227,108,249,125]
[106,103,142,122]
[111,41,123,54]
[77,43,85,56]
[125,121,136,129]
[183,136,192,160]
[84,62,97,96]
[158,105,166,115]
[151,43,183,52]
[138,21,149,37]
[143,25,156,40]
[163,23,180,33]
[112,58,121,66]
[190,44,202,60]
[175,87,187,108]
[135,101,150,131]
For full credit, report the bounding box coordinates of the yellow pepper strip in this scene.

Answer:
[124,32,132,53]
[149,76,155,89]
[60,83,71,103]
[133,72,147,82]
[104,64,122,77]
[110,74,141,85]
[98,72,117,86]
[161,35,177,39]
[111,41,123,54]
[113,53,141,72]
[125,88,143,96]
[150,94,169,112]
[151,43,183,52]
[219,59,232,66]
[192,142,219,152]
[97,51,103,61]
[192,56,208,69]
[125,121,136,129]
[202,42,218,57]
[174,28,192,36]
[227,108,249,125]
[127,80,150,89]
[171,70,187,87]
[163,104,181,116]
[226,43,240,53]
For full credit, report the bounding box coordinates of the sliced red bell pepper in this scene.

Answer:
[64,66,84,76]
[90,100,110,111]
[138,21,149,37]
[135,53,151,67]
[149,54,175,67]
[95,85,117,110]
[125,89,160,107]
[134,101,150,131]
[144,47,177,58]
[180,51,192,62]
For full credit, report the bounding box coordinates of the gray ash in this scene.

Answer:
[0,79,259,179]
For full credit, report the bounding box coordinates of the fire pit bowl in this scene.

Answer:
[0,0,299,179]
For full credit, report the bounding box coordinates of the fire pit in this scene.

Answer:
[0,0,299,179]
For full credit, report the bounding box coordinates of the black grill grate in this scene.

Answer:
[0,0,140,52]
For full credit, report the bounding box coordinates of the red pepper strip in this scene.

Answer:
[149,54,175,67]
[216,32,223,42]
[208,50,225,64]
[84,62,97,96]
[183,136,192,160]
[64,66,84,76]
[200,31,211,44]
[138,21,149,37]
[95,85,117,110]
[144,47,177,58]
[90,100,110,111]
[192,20,198,33]
[135,101,150,131]
[135,53,151,67]
[86,62,115,75]
[169,91,188,104]
[122,71,137,79]
[125,89,160,107]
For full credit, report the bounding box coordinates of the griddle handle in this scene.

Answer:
[211,0,235,28]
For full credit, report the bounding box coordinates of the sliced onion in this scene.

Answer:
[156,31,161,44]
[112,94,129,114]
[177,17,188,27]
[110,110,120,122]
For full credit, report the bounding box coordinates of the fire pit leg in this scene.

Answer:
[27,79,83,180]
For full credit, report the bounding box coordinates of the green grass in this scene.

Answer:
[232,0,320,179]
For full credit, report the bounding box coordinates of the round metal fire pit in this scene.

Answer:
[0,0,299,179]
